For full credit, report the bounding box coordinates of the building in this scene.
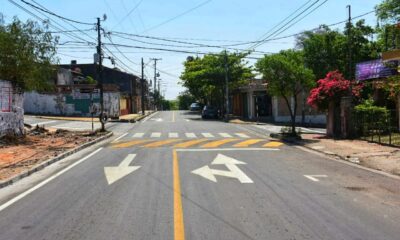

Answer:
[231,79,326,125]
[24,61,150,118]
[59,61,147,115]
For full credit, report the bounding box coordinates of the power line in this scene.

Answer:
[112,0,144,30]
[108,8,373,52]
[109,31,273,54]
[142,0,213,33]
[102,42,263,60]
[57,52,93,59]
[249,0,324,50]
[19,0,94,25]
[104,34,141,74]
[254,0,315,43]
[253,0,329,49]
[31,0,98,42]
[7,0,93,44]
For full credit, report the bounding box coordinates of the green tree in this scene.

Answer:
[256,50,315,135]
[177,91,196,110]
[180,51,253,111]
[0,15,58,91]
[296,26,346,79]
[376,0,400,24]
[297,21,380,80]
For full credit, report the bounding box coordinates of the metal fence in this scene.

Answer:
[354,109,400,147]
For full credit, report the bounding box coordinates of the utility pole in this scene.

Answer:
[96,17,105,132]
[347,5,352,80]
[224,50,229,121]
[150,58,161,110]
[141,57,145,115]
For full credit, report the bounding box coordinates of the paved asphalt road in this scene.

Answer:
[1,111,400,240]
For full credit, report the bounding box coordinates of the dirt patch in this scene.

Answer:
[0,127,106,181]
[301,134,400,177]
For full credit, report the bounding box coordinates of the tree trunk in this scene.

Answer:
[282,95,296,135]
[293,95,298,135]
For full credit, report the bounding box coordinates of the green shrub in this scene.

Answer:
[354,100,390,136]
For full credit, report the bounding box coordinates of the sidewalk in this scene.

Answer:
[27,111,155,123]
[242,122,400,177]
[299,134,400,177]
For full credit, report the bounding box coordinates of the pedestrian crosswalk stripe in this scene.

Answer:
[219,133,232,138]
[185,133,197,138]
[201,133,214,138]
[234,139,264,147]
[174,139,209,148]
[111,138,284,149]
[235,133,250,138]
[113,140,152,148]
[143,139,181,148]
[151,132,161,138]
[201,139,238,148]
[169,132,179,138]
[127,132,265,139]
[132,133,144,138]
[263,141,283,147]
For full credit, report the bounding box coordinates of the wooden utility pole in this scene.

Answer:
[150,58,161,110]
[141,57,145,115]
[347,5,352,80]
[96,17,105,132]
[224,50,229,121]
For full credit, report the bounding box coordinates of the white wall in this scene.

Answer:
[272,96,326,125]
[24,91,120,118]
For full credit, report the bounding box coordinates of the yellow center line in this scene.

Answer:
[142,139,182,148]
[173,139,209,148]
[172,111,175,122]
[263,141,284,147]
[112,140,152,148]
[173,149,185,240]
[200,138,239,148]
[233,139,264,147]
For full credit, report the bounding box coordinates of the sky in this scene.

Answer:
[2,0,382,99]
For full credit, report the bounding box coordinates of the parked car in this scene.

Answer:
[189,102,201,111]
[201,105,219,119]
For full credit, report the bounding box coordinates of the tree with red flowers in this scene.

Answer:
[307,71,362,111]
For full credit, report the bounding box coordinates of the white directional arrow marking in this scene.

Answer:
[304,175,328,182]
[104,154,140,185]
[151,118,163,122]
[191,154,253,183]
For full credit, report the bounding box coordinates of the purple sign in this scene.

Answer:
[355,59,397,81]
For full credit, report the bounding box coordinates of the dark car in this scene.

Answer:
[189,102,201,111]
[201,106,219,119]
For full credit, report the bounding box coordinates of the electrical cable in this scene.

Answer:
[142,0,213,33]
[19,0,94,25]
[252,0,329,49]
[112,0,144,30]
[248,0,323,50]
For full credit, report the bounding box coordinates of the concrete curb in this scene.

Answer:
[31,115,100,123]
[138,111,157,122]
[0,132,113,188]
[115,112,156,123]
